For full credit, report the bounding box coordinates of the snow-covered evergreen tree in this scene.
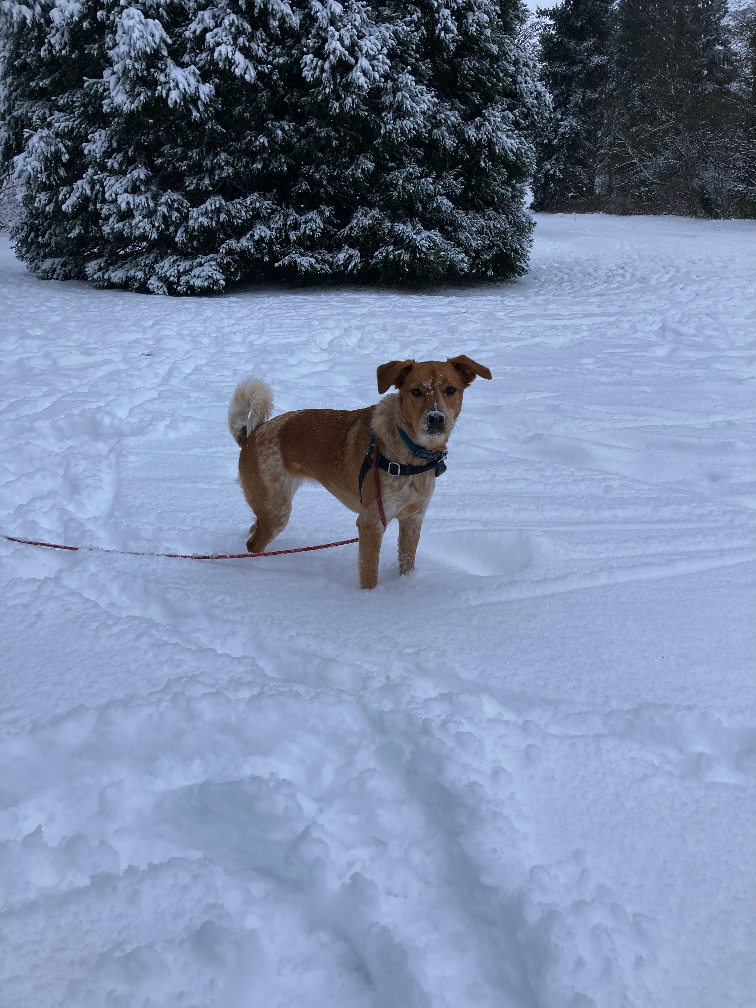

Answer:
[0,0,110,277]
[531,0,612,212]
[0,0,549,292]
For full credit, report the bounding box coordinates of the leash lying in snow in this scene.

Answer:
[3,534,359,560]
[6,427,447,557]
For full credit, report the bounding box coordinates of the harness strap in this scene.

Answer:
[358,437,375,499]
[358,435,447,503]
[372,440,387,529]
[373,452,444,479]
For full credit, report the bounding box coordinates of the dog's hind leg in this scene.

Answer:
[239,428,301,554]
[245,470,300,553]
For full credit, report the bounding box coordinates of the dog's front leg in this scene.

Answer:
[356,512,384,589]
[397,508,425,577]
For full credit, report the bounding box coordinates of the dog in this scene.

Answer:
[228,356,492,588]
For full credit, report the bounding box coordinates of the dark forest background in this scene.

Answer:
[0,0,753,293]
[531,0,756,217]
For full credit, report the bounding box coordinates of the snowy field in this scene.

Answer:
[1,213,755,1008]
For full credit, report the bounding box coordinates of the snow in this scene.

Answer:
[1,212,755,1008]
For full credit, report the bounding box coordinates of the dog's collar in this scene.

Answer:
[396,425,447,462]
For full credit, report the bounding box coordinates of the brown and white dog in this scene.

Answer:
[228,356,492,588]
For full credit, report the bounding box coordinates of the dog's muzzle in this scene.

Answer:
[426,410,445,430]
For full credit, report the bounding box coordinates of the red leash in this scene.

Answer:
[4,453,390,559]
[3,533,358,560]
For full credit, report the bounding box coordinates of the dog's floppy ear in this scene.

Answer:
[377,359,415,394]
[447,355,492,386]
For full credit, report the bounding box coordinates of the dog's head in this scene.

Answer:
[376,355,492,448]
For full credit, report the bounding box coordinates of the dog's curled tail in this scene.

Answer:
[228,377,273,446]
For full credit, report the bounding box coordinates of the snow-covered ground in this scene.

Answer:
[1,214,754,1008]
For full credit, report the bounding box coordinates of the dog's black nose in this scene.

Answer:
[427,410,445,426]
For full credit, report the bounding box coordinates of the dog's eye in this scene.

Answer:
[444,386,457,396]
[410,388,423,397]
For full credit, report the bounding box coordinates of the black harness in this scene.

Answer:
[358,427,447,501]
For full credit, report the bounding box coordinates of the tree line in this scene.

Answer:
[532,0,756,218]
[0,0,752,294]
